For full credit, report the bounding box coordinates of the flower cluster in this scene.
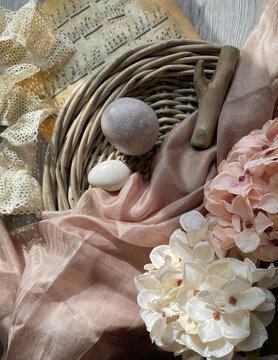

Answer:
[135,211,278,360]
[204,118,278,261]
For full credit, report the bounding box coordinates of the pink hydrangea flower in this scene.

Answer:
[204,118,278,261]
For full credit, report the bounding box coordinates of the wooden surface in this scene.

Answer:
[177,0,267,48]
[1,0,268,230]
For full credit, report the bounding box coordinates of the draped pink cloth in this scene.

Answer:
[1,0,278,358]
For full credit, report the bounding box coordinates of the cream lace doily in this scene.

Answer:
[0,0,74,215]
[0,0,73,97]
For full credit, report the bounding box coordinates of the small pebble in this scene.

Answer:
[88,160,132,192]
[101,97,159,156]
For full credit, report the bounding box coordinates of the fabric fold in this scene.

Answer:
[3,0,278,358]
[217,0,278,162]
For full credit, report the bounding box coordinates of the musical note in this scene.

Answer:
[70,3,90,18]
[52,0,91,29]
[151,6,168,28]
[105,32,128,55]
[83,16,103,39]
[131,14,152,40]
[43,0,189,104]
[44,73,67,99]
[56,8,69,29]
[172,23,183,38]
[84,50,105,71]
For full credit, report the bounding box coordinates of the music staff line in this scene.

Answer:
[53,0,91,29]
[52,0,134,29]
[45,30,182,98]
[63,10,172,46]
[44,1,183,99]
[52,0,171,34]
[45,24,182,98]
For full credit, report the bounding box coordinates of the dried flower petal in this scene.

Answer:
[135,212,278,359]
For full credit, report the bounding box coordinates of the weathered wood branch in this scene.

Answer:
[191,45,240,149]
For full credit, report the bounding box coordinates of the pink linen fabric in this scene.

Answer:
[217,0,278,162]
[2,0,278,358]
[0,114,217,360]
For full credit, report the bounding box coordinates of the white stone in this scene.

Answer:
[88,160,132,192]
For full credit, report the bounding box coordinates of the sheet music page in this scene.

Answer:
[28,0,200,141]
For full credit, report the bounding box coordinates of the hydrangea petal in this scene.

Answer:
[208,289,227,307]
[213,225,236,249]
[206,234,225,259]
[156,325,180,347]
[270,230,278,240]
[218,217,232,227]
[213,224,235,250]
[150,245,170,268]
[176,333,188,347]
[211,171,251,195]
[229,195,253,218]
[235,230,260,253]
[186,297,214,322]
[258,266,278,289]
[204,187,231,216]
[209,260,234,281]
[232,214,241,232]
[137,290,159,309]
[220,310,250,339]
[176,286,194,311]
[227,258,250,280]
[179,312,198,332]
[141,310,163,333]
[245,157,265,178]
[197,319,223,342]
[169,229,188,245]
[136,220,278,359]
[196,290,218,308]
[253,308,275,327]
[150,316,166,341]
[265,118,278,141]
[206,338,234,358]
[156,261,182,283]
[236,313,267,352]
[179,333,207,357]
[221,276,251,296]
[255,288,275,312]
[245,258,275,283]
[183,262,207,289]
[170,229,194,262]
[186,226,208,248]
[262,153,278,165]
[237,287,266,311]
[134,273,160,292]
[269,173,278,194]
[193,241,215,263]
[201,274,227,290]
[258,193,278,213]
[180,211,205,232]
[255,211,273,233]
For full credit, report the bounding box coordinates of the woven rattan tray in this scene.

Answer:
[43,39,223,211]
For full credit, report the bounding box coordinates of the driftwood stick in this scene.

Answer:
[191,45,240,149]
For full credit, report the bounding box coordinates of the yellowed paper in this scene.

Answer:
[30,0,200,142]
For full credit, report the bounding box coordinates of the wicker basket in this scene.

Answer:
[43,39,223,211]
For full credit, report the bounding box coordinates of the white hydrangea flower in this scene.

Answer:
[135,211,278,360]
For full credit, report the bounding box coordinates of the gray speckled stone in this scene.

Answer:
[101,97,159,156]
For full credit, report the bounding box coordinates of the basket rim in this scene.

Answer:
[43,38,223,211]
